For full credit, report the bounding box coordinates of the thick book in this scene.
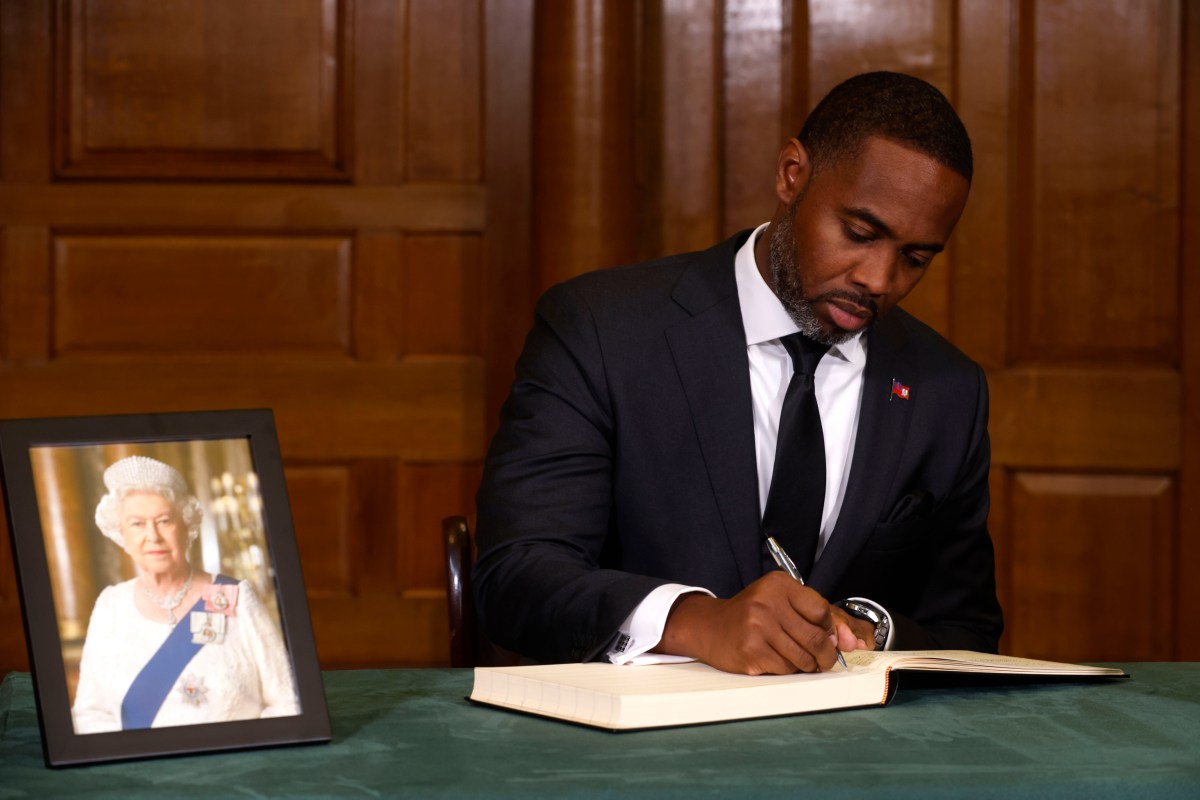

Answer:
[469,650,1127,731]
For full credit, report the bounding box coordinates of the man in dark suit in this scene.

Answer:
[473,72,1003,674]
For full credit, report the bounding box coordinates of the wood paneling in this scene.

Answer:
[0,185,485,230]
[353,0,406,186]
[1,227,51,361]
[0,0,51,183]
[1179,0,1200,661]
[722,0,788,235]
[642,0,722,256]
[807,0,952,97]
[952,0,1013,372]
[402,235,482,356]
[408,0,482,181]
[57,0,348,180]
[1009,473,1174,661]
[533,0,638,289]
[0,0,502,674]
[354,231,404,362]
[0,0,1195,672]
[0,360,484,458]
[287,465,354,599]
[1013,0,1179,363]
[989,368,1180,470]
[482,0,535,424]
[53,235,352,356]
[398,464,482,595]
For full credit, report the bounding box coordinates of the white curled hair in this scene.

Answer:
[93,456,204,549]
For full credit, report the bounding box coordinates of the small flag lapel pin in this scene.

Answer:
[890,378,911,401]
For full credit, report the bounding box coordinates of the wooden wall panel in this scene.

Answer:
[808,0,952,97]
[722,0,788,235]
[482,0,535,424]
[0,185,485,230]
[398,463,483,595]
[533,0,638,289]
[0,359,484,455]
[1,227,51,361]
[1009,473,1174,661]
[952,0,1012,371]
[0,0,51,183]
[408,0,482,181]
[52,235,352,356]
[286,465,354,599]
[402,235,482,356]
[642,0,722,256]
[353,0,406,185]
[58,0,347,179]
[354,231,405,361]
[1180,0,1200,661]
[988,369,1180,470]
[1014,0,1179,363]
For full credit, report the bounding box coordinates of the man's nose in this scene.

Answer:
[848,250,895,297]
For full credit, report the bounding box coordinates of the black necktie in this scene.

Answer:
[761,333,830,577]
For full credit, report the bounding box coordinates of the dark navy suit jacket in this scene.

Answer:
[473,231,1003,662]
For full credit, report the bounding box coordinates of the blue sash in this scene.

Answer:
[120,574,238,730]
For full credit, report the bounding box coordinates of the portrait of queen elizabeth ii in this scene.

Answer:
[71,455,300,734]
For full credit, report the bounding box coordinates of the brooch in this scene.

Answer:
[177,673,208,707]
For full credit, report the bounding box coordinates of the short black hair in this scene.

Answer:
[799,71,973,182]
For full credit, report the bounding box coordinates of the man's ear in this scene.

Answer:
[775,138,813,205]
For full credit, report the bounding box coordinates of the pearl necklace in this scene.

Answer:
[140,567,193,625]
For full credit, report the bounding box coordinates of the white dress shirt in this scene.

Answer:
[608,224,891,664]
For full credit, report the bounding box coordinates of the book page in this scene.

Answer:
[483,661,865,697]
[844,649,1126,676]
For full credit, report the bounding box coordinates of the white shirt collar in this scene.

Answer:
[733,223,866,364]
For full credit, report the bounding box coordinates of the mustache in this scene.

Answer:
[808,289,879,319]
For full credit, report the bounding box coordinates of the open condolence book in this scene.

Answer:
[470,650,1127,731]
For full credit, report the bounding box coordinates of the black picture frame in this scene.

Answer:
[0,409,330,767]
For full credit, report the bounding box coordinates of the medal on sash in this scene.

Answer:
[190,611,227,644]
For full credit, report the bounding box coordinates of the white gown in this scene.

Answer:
[71,578,300,734]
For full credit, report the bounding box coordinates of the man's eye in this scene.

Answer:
[903,252,929,268]
[844,225,873,243]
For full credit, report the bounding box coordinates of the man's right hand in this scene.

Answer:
[654,571,863,675]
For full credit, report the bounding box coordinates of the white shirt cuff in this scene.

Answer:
[606,584,713,665]
[843,596,896,651]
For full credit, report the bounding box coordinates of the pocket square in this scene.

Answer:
[886,490,934,525]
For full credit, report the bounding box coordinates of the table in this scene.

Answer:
[2,665,1198,798]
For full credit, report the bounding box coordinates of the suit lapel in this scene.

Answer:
[665,234,761,587]
[810,313,917,593]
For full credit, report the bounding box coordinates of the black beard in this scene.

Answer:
[767,205,876,346]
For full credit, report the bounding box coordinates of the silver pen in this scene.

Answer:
[765,536,848,670]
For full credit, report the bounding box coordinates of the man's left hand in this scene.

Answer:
[831,607,877,651]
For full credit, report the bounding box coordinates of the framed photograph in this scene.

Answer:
[0,409,330,766]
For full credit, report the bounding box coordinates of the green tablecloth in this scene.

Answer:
[2,665,1198,798]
